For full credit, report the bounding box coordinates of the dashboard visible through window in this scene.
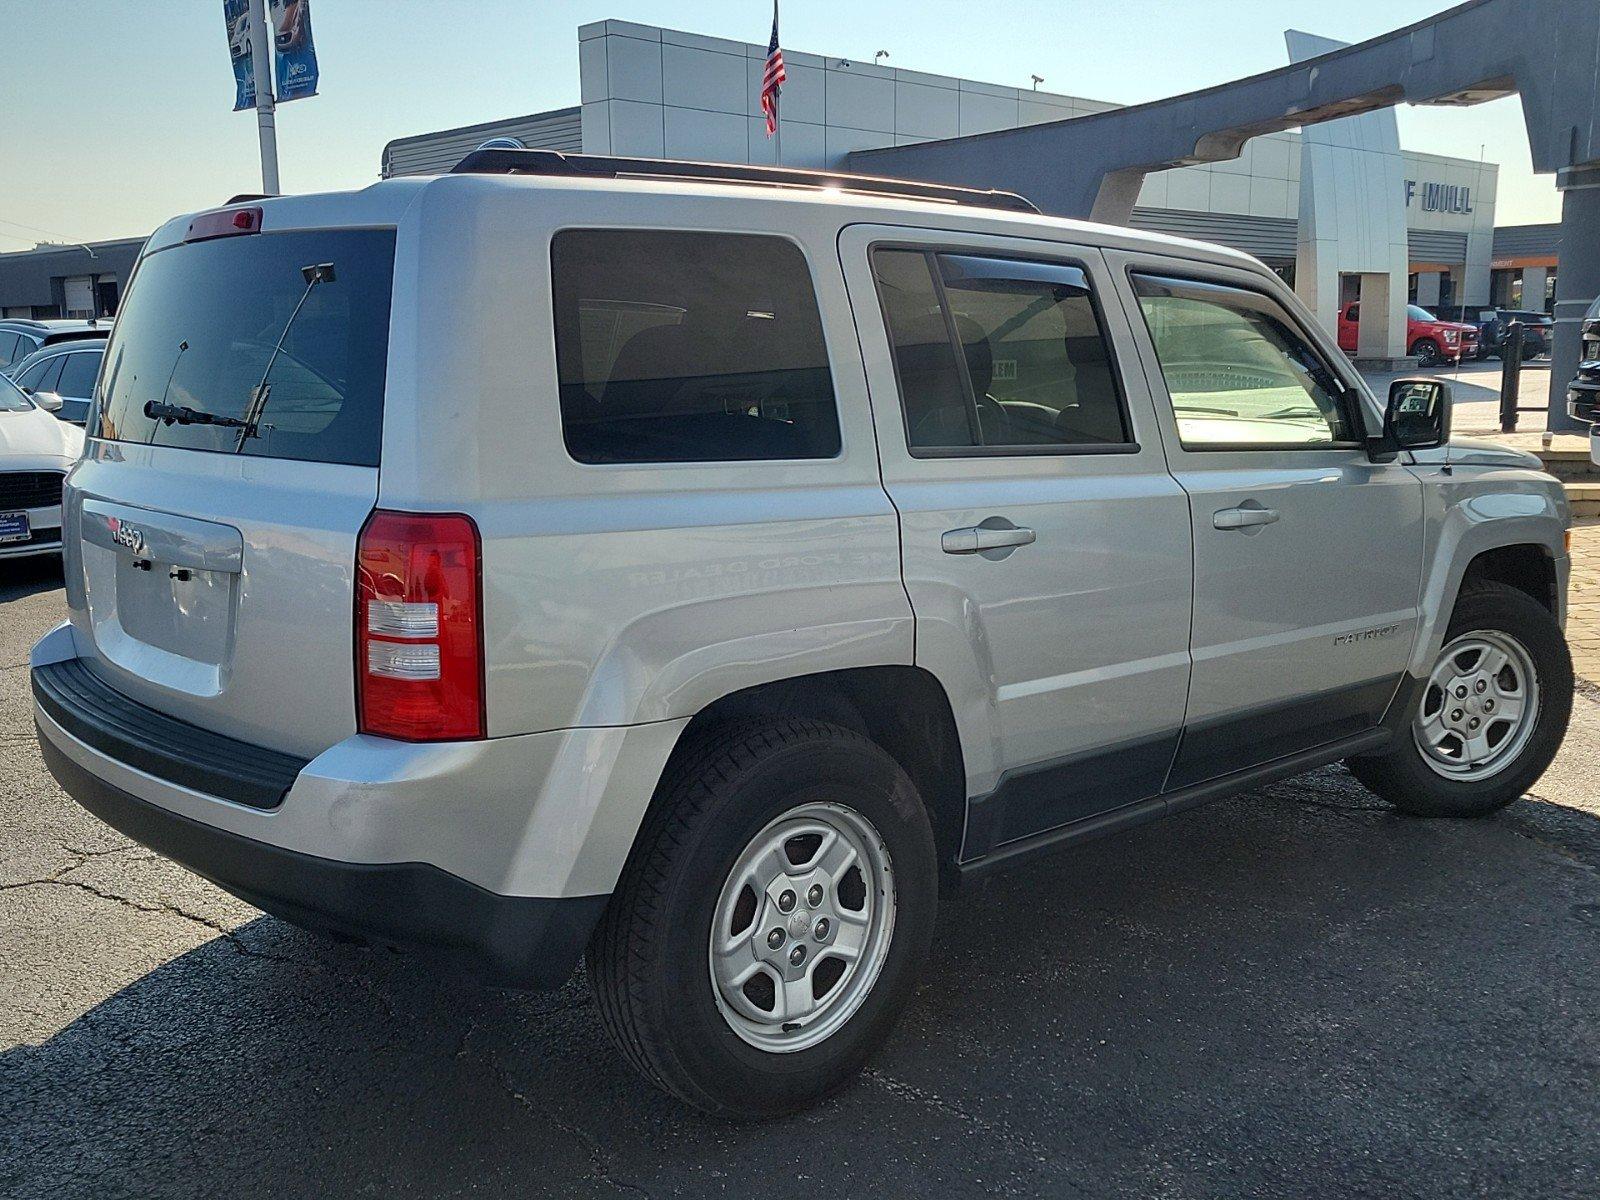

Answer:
[1133,273,1358,450]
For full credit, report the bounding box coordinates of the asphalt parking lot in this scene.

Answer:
[4,558,1599,1199]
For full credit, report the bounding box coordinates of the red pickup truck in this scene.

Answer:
[1337,302,1478,366]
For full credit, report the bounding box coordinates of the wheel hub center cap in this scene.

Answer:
[787,910,811,939]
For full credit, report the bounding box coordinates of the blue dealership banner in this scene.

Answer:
[224,0,255,111]
[270,0,320,103]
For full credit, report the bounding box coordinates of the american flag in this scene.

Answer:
[761,2,786,137]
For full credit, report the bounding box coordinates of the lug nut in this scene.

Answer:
[814,917,830,940]
[1451,709,1464,722]
[778,890,796,913]
[1484,699,1495,712]
[1455,686,1468,699]
[767,928,785,950]
[1468,717,1481,730]
[789,945,806,967]
[807,884,824,907]
[1475,679,1488,693]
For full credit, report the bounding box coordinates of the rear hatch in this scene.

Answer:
[62,214,397,759]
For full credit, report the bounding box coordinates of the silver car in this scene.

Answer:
[7,341,104,426]
[32,155,1574,1117]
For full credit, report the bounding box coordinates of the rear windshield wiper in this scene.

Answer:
[235,262,336,452]
[143,400,249,428]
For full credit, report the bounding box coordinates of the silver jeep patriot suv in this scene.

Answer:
[32,151,1573,1118]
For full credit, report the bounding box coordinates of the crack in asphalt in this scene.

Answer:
[860,1068,1068,1191]
[1281,794,1392,817]
[461,1023,654,1200]
[1505,793,1600,875]
[1,857,294,964]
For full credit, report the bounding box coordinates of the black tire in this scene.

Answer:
[1348,582,1572,817]
[1411,338,1442,367]
[586,718,938,1119]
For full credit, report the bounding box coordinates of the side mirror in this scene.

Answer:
[32,391,64,413]
[1385,377,1451,450]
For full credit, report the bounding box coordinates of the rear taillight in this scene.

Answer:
[355,510,485,741]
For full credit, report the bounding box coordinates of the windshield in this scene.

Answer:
[0,373,33,413]
[1408,305,1437,322]
[94,229,395,466]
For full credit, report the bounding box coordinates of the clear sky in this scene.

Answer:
[0,0,1561,250]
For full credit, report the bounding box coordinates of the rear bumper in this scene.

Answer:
[37,733,605,989]
[29,626,688,989]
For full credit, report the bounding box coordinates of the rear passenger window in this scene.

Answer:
[551,231,842,464]
[56,352,101,398]
[872,248,1130,453]
[0,334,18,369]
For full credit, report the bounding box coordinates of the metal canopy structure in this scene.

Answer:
[852,0,1600,429]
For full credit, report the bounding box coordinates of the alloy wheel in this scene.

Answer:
[1413,629,1540,780]
[709,802,896,1053]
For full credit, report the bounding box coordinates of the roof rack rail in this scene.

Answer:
[449,148,1040,215]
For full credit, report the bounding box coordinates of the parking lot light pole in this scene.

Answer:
[248,0,280,195]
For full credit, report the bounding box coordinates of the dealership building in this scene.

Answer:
[0,17,1562,325]
[381,18,1550,327]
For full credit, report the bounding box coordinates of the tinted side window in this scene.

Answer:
[872,248,1129,453]
[871,249,975,448]
[57,351,101,397]
[18,355,64,393]
[0,333,18,369]
[1133,274,1357,449]
[552,230,841,464]
[939,254,1128,447]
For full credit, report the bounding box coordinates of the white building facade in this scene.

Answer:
[381,19,1499,324]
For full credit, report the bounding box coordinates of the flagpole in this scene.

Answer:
[246,0,280,194]
[772,0,782,166]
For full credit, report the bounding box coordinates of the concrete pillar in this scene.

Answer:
[1547,169,1600,433]
[1463,227,1494,313]
[1356,272,1409,367]
[1521,266,1549,311]
[1415,271,1443,308]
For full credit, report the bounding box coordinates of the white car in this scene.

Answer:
[0,371,82,558]
[31,153,1574,1116]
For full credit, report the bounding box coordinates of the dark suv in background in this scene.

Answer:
[1566,297,1600,431]
[1476,309,1552,361]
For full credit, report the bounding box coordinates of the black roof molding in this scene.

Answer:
[449,148,1040,214]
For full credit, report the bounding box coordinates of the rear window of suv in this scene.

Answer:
[94,229,395,466]
[551,230,842,464]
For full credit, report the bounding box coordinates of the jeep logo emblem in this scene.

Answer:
[109,519,146,557]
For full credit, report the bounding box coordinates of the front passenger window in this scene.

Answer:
[16,355,64,394]
[1133,274,1358,449]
